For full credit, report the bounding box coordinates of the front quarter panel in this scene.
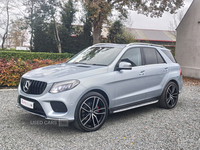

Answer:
[79,71,115,108]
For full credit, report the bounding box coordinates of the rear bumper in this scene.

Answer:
[178,75,183,94]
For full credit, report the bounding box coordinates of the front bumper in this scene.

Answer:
[17,83,86,121]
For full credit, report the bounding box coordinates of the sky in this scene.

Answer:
[0,0,194,41]
[128,0,194,30]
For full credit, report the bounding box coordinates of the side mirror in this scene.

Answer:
[117,62,132,70]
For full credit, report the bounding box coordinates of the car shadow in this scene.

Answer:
[107,103,160,122]
[17,103,163,134]
[17,113,80,134]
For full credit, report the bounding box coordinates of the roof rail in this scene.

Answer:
[126,42,165,48]
[93,43,109,46]
[93,43,120,46]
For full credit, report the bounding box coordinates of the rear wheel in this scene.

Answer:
[159,82,179,109]
[74,92,108,132]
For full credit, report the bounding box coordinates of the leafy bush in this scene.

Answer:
[0,51,73,61]
[0,58,68,87]
[10,48,16,51]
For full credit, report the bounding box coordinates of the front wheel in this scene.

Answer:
[159,82,179,109]
[74,92,108,132]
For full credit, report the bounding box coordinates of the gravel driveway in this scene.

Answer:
[0,84,200,150]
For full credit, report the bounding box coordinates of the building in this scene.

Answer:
[175,0,200,79]
[102,27,176,46]
[124,28,176,46]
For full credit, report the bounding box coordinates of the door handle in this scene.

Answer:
[164,67,168,72]
[139,71,145,75]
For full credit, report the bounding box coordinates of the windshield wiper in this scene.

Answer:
[91,64,107,66]
[71,62,106,66]
[73,62,88,65]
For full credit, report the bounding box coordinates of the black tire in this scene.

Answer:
[74,92,108,132]
[159,81,179,109]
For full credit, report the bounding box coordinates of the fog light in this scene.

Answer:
[50,101,67,112]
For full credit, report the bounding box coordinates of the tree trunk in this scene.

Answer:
[30,33,33,52]
[93,22,102,44]
[54,18,62,53]
[29,1,34,52]
[1,1,9,50]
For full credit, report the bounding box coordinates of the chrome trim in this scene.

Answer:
[23,80,32,93]
[113,100,159,113]
[126,43,165,48]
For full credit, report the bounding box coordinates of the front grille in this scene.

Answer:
[21,78,47,95]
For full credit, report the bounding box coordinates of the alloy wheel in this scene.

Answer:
[79,96,107,130]
[166,84,178,108]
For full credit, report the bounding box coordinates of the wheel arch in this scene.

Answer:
[162,79,179,95]
[86,89,110,107]
[168,79,179,92]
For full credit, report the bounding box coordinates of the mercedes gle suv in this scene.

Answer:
[17,43,182,132]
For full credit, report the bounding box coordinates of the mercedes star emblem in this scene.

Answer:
[23,80,32,92]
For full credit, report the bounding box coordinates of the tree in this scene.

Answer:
[24,0,61,53]
[32,1,58,53]
[82,0,184,44]
[169,9,185,37]
[59,0,76,53]
[78,11,93,48]
[9,19,28,47]
[108,20,123,43]
[108,20,135,44]
[49,0,62,53]
[23,0,38,52]
[0,0,10,50]
[0,0,25,49]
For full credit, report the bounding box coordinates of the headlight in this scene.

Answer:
[49,80,80,94]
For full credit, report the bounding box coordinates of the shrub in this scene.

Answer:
[107,20,135,44]
[0,51,73,61]
[0,58,68,87]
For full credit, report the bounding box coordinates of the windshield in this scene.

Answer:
[67,47,123,66]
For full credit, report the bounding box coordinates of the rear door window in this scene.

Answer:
[156,51,165,63]
[143,48,165,65]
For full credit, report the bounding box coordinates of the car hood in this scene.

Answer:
[22,63,108,83]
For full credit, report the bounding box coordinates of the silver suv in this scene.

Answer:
[17,43,182,132]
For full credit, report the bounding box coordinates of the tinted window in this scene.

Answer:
[143,48,165,65]
[121,48,142,67]
[162,50,176,63]
[156,51,165,63]
[143,48,157,65]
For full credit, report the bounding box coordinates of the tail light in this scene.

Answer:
[180,68,182,76]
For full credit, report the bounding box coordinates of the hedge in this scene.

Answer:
[0,51,73,61]
[0,58,68,87]
[1,49,31,52]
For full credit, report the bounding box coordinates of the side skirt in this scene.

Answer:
[109,97,159,114]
